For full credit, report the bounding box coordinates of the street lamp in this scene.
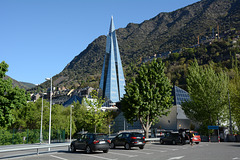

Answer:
[45,77,52,151]
[40,93,47,144]
[70,105,74,143]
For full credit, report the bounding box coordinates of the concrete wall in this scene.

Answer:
[152,105,177,130]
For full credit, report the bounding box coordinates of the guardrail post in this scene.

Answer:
[37,148,39,155]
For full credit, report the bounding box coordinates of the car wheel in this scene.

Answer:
[160,139,164,144]
[172,140,176,145]
[139,146,144,149]
[124,143,131,150]
[110,142,115,149]
[195,142,199,144]
[86,145,92,154]
[103,149,109,153]
[70,144,76,152]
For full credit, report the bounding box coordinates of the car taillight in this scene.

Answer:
[131,137,137,139]
[93,140,99,144]
[107,140,111,143]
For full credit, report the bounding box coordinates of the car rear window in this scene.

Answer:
[95,134,108,140]
[193,132,199,135]
[131,133,143,137]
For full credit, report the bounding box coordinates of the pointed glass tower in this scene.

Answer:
[99,16,126,102]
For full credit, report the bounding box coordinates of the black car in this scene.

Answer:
[70,133,110,154]
[110,132,145,150]
[160,132,181,145]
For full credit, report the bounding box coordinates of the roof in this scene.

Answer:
[173,86,190,105]
[63,95,82,107]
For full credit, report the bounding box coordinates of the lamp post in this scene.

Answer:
[228,90,232,135]
[46,78,52,151]
[70,105,74,143]
[40,93,46,144]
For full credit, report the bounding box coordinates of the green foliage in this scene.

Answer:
[0,129,65,145]
[72,101,88,134]
[83,90,113,133]
[182,60,229,135]
[10,98,75,139]
[0,61,29,128]
[229,70,240,132]
[121,59,173,138]
[169,52,180,61]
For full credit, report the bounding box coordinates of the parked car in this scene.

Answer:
[190,131,201,144]
[110,132,145,150]
[70,133,110,154]
[160,132,181,145]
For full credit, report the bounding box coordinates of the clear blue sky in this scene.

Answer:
[0,0,199,85]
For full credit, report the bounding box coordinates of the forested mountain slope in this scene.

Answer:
[38,0,240,90]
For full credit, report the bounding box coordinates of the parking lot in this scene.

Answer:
[2,142,240,160]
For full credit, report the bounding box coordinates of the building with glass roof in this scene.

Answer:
[99,16,126,103]
[112,86,193,132]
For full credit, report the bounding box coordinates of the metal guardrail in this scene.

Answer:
[0,143,70,155]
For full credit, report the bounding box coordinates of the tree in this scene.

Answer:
[229,70,240,132]
[0,61,29,128]
[182,60,229,134]
[121,59,173,138]
[84,90,112,133]
[72,101,88,134]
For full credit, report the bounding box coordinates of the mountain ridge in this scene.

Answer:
[36,0,240,90]
[4,75,36,90]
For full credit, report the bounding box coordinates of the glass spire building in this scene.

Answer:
[99,17,126,103]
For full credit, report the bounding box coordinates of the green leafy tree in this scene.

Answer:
[84,90,111,133]
[0,61,29,128]
[229,71,240,132]
[121,59,173,138]
[72,101,88,134]
[182,60,229,134]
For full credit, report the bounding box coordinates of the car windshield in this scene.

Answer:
[95,134,108,140]
[193,132,199,135]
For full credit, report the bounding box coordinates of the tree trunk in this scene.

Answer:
[140,115,152,138]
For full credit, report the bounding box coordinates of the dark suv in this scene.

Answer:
[160,132,181,145]
[110,132,145,150]
[70,133,110,154]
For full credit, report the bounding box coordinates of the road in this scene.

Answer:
[1,142,240,160]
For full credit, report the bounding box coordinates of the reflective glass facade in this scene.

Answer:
[173,86,190,105]
[100,17,126,102]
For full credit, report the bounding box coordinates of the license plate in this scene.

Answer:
[99,141,105,144]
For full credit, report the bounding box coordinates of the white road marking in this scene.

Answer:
[151,146,178,151]
[109,151,138,157]
[233,158,240,160]
[128,150,153,155]
[83,154,118,160]
[50,155,68,160]
[144,148,167,152]
[167,156,185,160]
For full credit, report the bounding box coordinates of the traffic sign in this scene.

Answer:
[208,126,219,130]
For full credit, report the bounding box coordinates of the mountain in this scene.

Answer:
[39,0,240,90]
[4,75,36,90]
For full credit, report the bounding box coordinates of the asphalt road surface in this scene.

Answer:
[1,142,240,160]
